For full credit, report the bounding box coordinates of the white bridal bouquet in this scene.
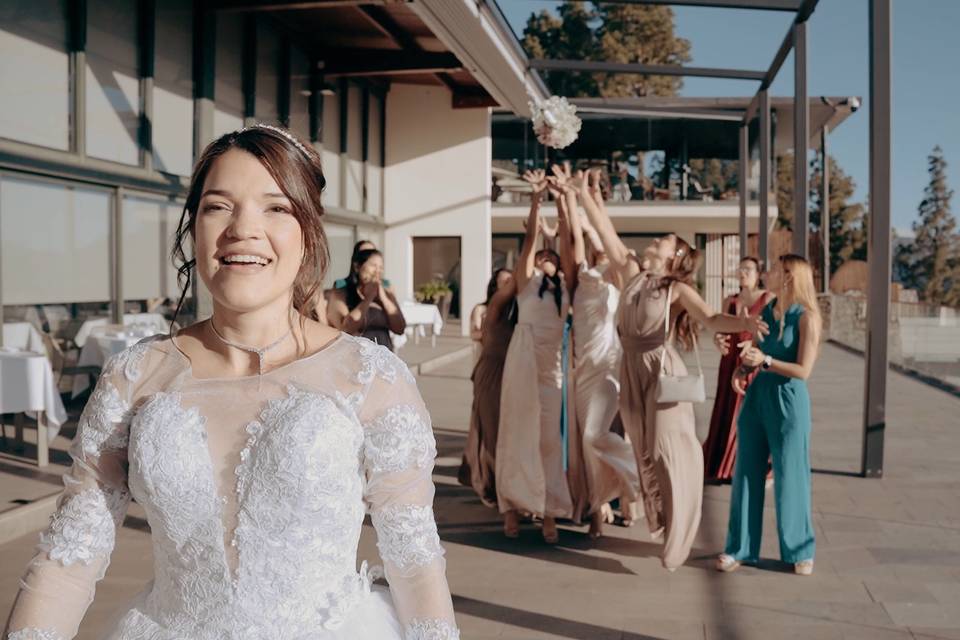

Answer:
[529,95,582,150]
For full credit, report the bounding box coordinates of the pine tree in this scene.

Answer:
[776,151,867,270]
[521,1,691,98]
[896,146,960,306]
[595,4,691,97]
[810,154,868,272]
[522,2,598,98]
[776,153,795,229]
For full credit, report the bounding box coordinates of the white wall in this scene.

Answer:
[384,84,491,337]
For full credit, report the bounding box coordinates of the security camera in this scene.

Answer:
[845,97,861,112]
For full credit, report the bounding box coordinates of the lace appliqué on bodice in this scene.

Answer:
[7,336,458,640]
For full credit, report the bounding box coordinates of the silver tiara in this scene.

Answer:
[238,123,311,157]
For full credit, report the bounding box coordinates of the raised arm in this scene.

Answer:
[549,164,586,294]
[376,284,407,335]
[481,279,516,335]
[549,187,578,296]
[551,165,587,268]
[515,169,548,293]
[673,282,768,338]
[4,347,141,639]
[578,169,638,283]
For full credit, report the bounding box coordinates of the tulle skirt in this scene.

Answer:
[102,584,404,639]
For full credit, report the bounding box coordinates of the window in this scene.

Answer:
[288,46,310,140]
[323,222,355,290]
[122,193,185,303]
[321,92,340,208]
[214,12,244,138]
[1,176,111,305]
[86,0,140,165]
[153,0,193,176]
[0,0,70,150]
[344,84,363,212]
[254,22,279,124]
[366,92,383,217]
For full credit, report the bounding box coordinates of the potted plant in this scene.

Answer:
[415,279,452,304]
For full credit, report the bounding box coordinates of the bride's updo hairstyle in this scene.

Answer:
[171,125,329,328]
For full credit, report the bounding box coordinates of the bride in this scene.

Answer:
[3,125,459,639]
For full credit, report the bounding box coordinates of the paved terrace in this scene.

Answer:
[1,339,959,639]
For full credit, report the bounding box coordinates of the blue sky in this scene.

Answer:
[499,0,960,230]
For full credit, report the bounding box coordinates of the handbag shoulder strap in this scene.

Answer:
[659,281,705,377]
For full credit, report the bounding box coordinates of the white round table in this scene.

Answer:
[397,302,444,348]
[2,322,46,353]
[0,348,67,466]
[73,313,168,348]
[71,333,150,398]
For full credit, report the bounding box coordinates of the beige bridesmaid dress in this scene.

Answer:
[618,272,704,569]
[496,270,573,519]
[571,263,640,520]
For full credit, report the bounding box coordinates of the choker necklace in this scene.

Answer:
[208,319,291,376]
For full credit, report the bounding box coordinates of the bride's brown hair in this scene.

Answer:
[170,126,329,331]
[659,235,702,352]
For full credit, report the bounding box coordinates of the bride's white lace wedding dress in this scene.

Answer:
[5,333,459,639]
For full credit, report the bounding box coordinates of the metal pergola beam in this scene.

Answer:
[591,0,803,9]
[758,89,771,268]
[743,0,820,122]
[793,20,809,257]
[211,0,383,12]
[821,125,830,293]
[531,58,766,81]
[575,105,744,122]
[863,0,892,478]
[739,123,749,259]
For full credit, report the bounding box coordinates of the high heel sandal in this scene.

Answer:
[542,516,559,544]
[600,503,615,524]
[588,511,604,540]
[620,499,636,528]
[716,554,741,573]
[503,510,520,539]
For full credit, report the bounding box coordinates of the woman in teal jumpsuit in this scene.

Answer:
[717,254,822,576]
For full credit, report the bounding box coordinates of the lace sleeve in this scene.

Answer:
[356,343,459,640]
[4,346,144,640]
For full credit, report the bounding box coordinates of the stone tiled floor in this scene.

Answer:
[1,341,959,639]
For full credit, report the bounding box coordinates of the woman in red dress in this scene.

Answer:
[703,257,772,482]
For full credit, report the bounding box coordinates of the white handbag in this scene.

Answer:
[656,283,706,404]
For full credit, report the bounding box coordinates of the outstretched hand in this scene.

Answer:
[523,169,549,197]
[579,168,605,208]
[714,333,731,356]
[549,162,583,194]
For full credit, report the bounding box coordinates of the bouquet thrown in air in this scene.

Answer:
[529,95,582,150]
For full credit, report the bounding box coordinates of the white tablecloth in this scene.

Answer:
[401,302,443,334]
[0,349,67,438]
[3,323,46,353]
[393,302,443,349]
[73,313,168,347]
[71,333,147,398]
